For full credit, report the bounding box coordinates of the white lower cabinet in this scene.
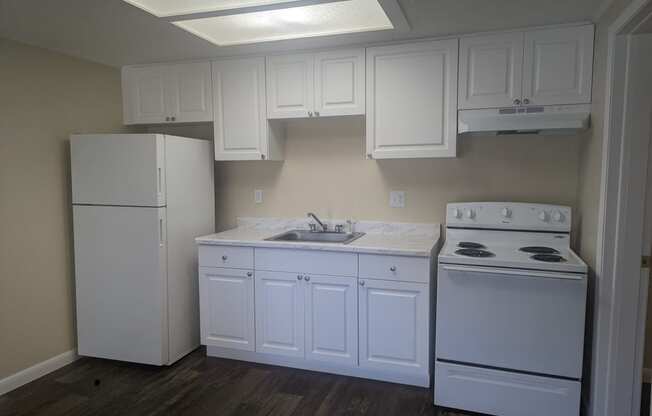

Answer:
[199,267,255,351]
[305,275,358,366]
[255,271,305,358]
[359,278,429,375]
[198,245,432,387]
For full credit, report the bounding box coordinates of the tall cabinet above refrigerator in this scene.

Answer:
[71,134,214,365]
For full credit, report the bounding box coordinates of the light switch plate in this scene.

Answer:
[389,191,405,208]
[254,189,263,204]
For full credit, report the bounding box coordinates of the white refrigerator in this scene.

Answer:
[71,134,214,365]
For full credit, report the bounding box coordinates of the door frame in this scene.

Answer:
[590,1,652,415]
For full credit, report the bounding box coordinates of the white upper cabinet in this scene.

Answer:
[522,25,594,106]
[267,49,365,119]
[459,32,524,109]
[123,62,212,124]
[366,39,458,159]
[459,24,594,109]
[212,57,283,161]
[314,49,366,117]
[267,54,315,119]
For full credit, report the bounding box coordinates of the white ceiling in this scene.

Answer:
[0,0,603,67]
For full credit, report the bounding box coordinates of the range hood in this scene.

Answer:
[458,104,591,136]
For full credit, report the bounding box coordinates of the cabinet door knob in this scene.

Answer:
[513,99,521,105]
[523,98,530,105]
[308,111,313,117]
[359,280,365,286]
[297,275,303,280]
[304,275,311,282]
[171,116,176,121]
[165,116,170,121]
[390,266,397,272]
[222,255,228,261]
[315,111,320,116]
[247,272,252,277]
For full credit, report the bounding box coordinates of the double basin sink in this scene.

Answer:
[265,229,365,245]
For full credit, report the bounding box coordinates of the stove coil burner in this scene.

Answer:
[458,242,486,249]
[531,254,566,263]
[455,248,495,258]
[520,246,560,254]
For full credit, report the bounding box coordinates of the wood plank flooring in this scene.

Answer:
[0,348,472,416]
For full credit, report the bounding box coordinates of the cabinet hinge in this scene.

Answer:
[643,256,650,268]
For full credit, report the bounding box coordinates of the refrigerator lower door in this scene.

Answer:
[73,205,168,365]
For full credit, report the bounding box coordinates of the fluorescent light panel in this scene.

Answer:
[123,0,300,17]
[173,0,393,46]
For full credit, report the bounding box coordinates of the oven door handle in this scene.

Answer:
[442,265,585,280]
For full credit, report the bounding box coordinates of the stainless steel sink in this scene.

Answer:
[265,230,365,244]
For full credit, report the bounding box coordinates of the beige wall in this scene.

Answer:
[0,38,125,379]
[199,117,583,233]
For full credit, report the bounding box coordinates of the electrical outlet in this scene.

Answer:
[254,189,263,204]
[389,191,405,208]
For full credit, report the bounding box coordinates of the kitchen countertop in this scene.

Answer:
[195,217,441,257]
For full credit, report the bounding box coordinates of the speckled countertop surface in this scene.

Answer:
[195,217,441,257]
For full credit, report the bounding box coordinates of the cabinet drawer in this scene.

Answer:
[255,248,357,277]
[198,245,253,269]
[434,361,580,416]
[359,254,429,283]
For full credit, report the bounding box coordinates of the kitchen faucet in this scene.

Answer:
[307,212,327,232]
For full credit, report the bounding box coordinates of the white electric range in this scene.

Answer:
[434,202,588,416]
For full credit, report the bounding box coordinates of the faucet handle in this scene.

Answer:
[335,224,344,233]
[309,223,317,232]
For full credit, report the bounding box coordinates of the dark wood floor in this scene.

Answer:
[0,348,471,416]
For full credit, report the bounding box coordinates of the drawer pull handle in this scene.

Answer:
[246,272,252,277]
[297,275,303,280]
[390,266,397,272]
[359,280,365,286]
[222,255,228,261]
[304,275,311,282]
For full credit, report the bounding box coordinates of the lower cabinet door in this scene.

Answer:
[359,279,429,374]
[255,271,305,357]
[305,275,358,366]
[199,267,255,351]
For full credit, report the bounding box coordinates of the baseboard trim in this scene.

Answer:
[0,350,78,397]
[644,367,652,383]
[206,346,430,387]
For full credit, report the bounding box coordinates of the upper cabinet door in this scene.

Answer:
[266,54,314,119]
[314,49,365,117]
[212,58,268,161]
[522,25,594,106]
[366,39,458,159]
[459,32,524,109]
[166,62,213,123]
[122,66,167,125]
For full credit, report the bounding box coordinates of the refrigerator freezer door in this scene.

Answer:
[71,134,166,206]
[73,205,168,365]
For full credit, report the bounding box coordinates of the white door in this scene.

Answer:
[359,278,429,374]
[73,205,168,365]
[436,264,587,378]
[314,49,365,117]
[305,274,357,366]
[166,62,213,123]
[212,58,268,161]
[255,271,305,357]
[266,54,314,119]
[199,267,255,351]
[70,134,165,207]
[122,66,167,124]
[366,39,458,159]
[522,25,594,106]
[459,32,524,109]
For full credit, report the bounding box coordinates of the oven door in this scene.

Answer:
[436,264,587,379]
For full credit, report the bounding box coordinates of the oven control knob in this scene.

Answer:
[452,208,462,219]
[501,207,512,218]
[538,211,549,222]
[464,209,475,219]
[553,210,564,222]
